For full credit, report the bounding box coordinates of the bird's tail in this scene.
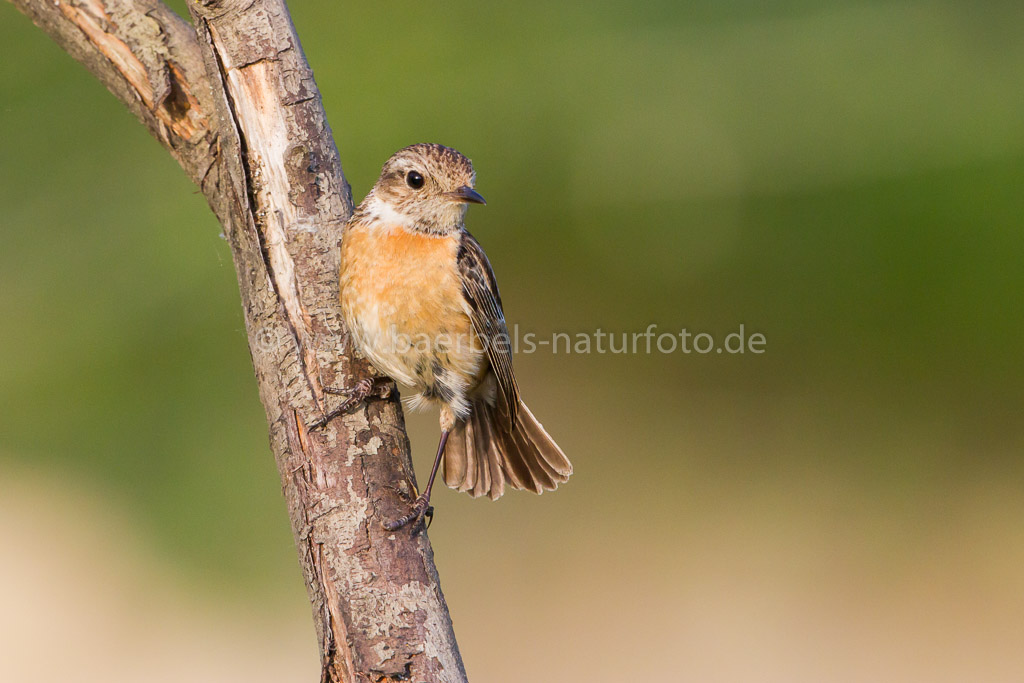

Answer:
[443,399,572,500]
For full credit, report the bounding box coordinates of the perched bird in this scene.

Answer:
[335,143,572,529]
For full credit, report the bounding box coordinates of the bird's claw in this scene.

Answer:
[383,495,434,531]
[309,377,393,430]
[324,377,392,400]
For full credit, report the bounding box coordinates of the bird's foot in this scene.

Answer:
[308,377,394,429]
[383,494,434,531]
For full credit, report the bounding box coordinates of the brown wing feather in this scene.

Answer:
[457,230,520,429]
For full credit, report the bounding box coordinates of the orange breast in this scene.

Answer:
[339,222,481,393]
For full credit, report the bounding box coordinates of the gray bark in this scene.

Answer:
[7,1,467,680]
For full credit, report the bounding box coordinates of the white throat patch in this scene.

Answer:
[362,196,416,229]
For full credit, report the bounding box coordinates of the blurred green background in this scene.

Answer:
[2,1,1023,681]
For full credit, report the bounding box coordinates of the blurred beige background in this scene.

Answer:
[2,1,1023,681]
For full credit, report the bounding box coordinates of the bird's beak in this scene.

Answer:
[445,186,486,205]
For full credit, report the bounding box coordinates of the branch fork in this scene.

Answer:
[9,0,467,680]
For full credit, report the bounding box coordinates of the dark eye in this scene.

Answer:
[406,170,424,189]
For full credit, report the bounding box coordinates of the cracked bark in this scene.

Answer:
[8,0,468,680]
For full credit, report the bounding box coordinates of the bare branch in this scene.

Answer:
[10,0,216,184]
[9,0,468,680]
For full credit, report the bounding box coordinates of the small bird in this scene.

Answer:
[335,143,572,529]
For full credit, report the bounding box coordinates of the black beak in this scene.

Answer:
[446,186,486,205]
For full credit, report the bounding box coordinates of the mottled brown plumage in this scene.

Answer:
[339,143,571,527]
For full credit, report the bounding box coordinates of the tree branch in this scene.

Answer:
[9,0,215,184]
[8,1,467,680]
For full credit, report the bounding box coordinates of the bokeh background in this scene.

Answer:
[3,1,1023,681]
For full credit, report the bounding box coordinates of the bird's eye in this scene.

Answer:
[406,170,425,189]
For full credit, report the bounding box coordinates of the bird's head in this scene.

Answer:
[359,143,485,234]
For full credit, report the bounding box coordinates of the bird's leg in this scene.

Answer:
[384,429,450,531]
[308,377,394,429]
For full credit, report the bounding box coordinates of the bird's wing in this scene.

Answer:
[457,230,520,429]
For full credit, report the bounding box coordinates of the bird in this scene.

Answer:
[333,143,572,530]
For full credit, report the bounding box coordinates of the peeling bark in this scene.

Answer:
[11,0,215,183]
[8,0,467,680]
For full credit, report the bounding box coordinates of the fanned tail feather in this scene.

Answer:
[443,399,572,500]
